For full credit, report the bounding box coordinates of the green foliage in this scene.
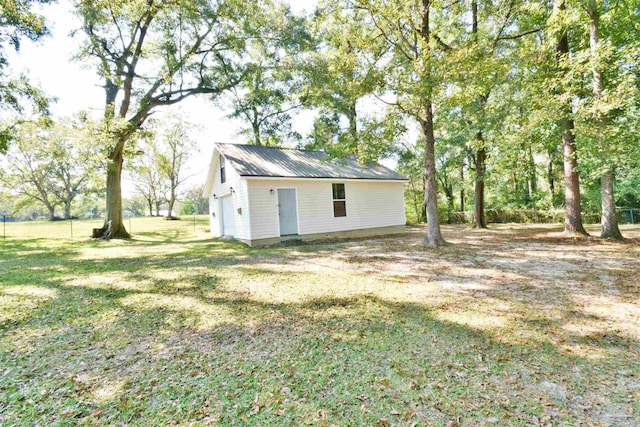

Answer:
[181,185,209,215]
[122,195,147,217]
[128,116,198,217]
[301,1,399,163]
[178,200,196,216]
[224,2,312,146]
[0,0,52,152]
[0,117,103,219]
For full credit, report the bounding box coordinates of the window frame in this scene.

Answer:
[220,155,226,184]
[332,183,346,217]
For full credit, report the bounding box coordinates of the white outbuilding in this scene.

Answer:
[203,143,408,246]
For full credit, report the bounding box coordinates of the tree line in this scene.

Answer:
[1,0,638,243]
[0,113,206,220]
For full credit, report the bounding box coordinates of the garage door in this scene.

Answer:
[220,195,235,237]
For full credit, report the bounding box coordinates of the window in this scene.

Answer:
[220,155,226,183]
[332,183,346,217]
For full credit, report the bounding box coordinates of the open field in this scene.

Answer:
[1,223,639,426]
[0,215,210,240]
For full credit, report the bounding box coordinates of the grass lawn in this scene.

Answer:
[1,221,638,426]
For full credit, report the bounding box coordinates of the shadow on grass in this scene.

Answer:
[2,286,638,425]
[0,233,638,425]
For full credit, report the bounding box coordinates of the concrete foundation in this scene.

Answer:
[236,225,407,247]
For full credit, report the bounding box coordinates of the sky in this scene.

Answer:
[8,0,319,196]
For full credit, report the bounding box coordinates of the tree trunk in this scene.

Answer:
[601,170,622,239]
[526,144,536,201]
[554,0,588,235]
[419,0,445,246]
[421,107,446,246]
[471,0,487,229]
[587,1,622,239]
[473,138,487,228]
[446,184,454,224]
[252,120,261,146]
[348,103,358,155]
[561,119,588,235]
[64,200,72,220]
[460,163,465,212]
[167,190,176,218]
[47,204,55,221]
[547,155,555,201]
[99,141,129,239]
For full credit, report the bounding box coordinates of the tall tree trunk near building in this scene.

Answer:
[473,136,487,228]
[587,0,623,239]
[103,141,129,238]
[421,108,446,245]
[419,0,446,246]
[554,0,588,236]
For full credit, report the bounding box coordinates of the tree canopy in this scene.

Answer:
[2,0,639,242]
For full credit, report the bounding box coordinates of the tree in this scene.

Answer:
[129,134,167,216]
[122,195,146,217]
[49,119,104,218]
[349,0,446,246]
[303,2,396,162]
[224,3,310,147]
[75,0,268,238]
[0,119,100,219]
[156,118,198,218]
[551,0,588,235]
[181,185,209,215]
[0,0,52,151]
[0,121,59,219]
[584,0,623,239]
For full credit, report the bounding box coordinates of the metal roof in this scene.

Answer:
[215,143,407,181]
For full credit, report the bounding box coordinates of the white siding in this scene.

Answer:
[207,153,250,240]
[247,179,405,239]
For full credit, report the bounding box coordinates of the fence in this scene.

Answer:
[618,208,640,224]
[1,215,210,240]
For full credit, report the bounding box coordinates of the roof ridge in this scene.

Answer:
[215,142,325,155]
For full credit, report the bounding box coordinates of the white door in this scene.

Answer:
[278,189,298,236]
[220,195,235,237]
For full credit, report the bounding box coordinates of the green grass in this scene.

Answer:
[0,222,639,426]
[0,215,210,240]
